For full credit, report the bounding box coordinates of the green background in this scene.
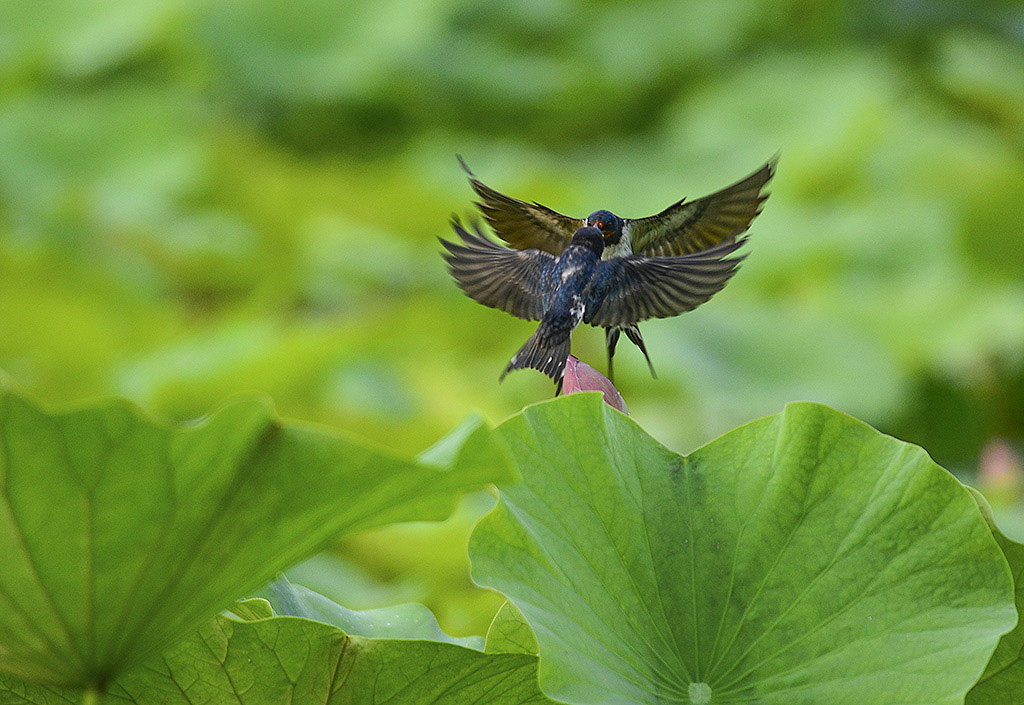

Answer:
[1,0,1023,637]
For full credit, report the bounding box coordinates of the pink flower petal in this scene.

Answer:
[562,355,628,413]
[978,438,1024,507]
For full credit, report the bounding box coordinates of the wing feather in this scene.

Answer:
[584,238,747,328]
[625,157,776,257]
[440,218,557,321]
[459,156,583,256]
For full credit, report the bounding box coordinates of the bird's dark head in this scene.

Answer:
[586,210,623,246]
[571,226,605,255]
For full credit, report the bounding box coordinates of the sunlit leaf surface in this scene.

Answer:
[471,393,1015,705]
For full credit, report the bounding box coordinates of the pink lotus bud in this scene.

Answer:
[562,355,628,413]
[978,438,1024,508]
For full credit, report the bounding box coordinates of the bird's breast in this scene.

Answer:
[602,239,632,260]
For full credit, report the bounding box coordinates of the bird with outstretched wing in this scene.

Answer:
[441,220,746,393]
[459,155,775,380]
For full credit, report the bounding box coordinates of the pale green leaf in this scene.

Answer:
[258,575,484,649]
[470,394,1015,705]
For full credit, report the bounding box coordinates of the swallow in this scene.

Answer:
[458,156,775,381]
[440,220,746,393]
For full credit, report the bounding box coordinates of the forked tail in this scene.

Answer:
[500,326,572,392]
[605,325,657,381]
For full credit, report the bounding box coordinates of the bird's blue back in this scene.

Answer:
[552,246,599,305]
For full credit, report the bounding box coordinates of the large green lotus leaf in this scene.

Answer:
[469,393,1015,705]
[0,602,553,705]
[0,387,513,688]
[967,488,1024,704]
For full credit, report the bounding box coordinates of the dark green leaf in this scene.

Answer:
[967,488,1024,704]
[1,607,553,704]
[0,387,513,687]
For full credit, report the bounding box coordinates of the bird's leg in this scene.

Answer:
[555,376,564,396]
[624,326,657,379]
[605,328,621,383]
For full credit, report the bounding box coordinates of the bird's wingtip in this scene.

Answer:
[456,154,475,177]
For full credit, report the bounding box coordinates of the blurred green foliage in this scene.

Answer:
[1,0,1023,635]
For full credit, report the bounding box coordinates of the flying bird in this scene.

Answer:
[440,220,746,393]
[458,156,775,380]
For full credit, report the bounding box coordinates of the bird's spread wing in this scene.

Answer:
[584,238,746,328]
[624,158,776,257]
[459,156,583,256]
[440,218,558,321]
